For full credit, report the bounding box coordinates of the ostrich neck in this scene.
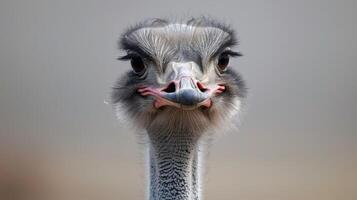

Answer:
[147,130,202,200]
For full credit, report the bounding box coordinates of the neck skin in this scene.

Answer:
[147,130,203,200]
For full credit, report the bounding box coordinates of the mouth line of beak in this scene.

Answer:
[137,84,225,110]
[155,96,212,110]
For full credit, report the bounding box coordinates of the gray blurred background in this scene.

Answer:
[0,0,356,200]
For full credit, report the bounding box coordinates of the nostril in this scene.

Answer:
[196,82,208,93]
[162,82,176,93]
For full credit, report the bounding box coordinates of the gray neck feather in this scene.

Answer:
[147,130,202,200]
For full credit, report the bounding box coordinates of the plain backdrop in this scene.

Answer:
[0,0,356,200]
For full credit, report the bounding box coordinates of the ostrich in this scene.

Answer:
[111,17,246,200]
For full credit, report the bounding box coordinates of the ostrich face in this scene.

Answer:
[112,18,246,135]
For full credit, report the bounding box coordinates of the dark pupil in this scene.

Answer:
[218,54,229,70]
[130,57,145,74]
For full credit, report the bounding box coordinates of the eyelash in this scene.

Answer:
[219,50,242,57]
[117,53,140,61]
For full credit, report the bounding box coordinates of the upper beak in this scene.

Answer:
[162,76,209,107]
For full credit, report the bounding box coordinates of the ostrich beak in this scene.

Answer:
[137,62,226,110]
[138,77,226,110]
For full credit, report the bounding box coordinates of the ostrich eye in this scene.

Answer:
[130,56,146,76]
[217,53,230,72]
[118,53,147,77]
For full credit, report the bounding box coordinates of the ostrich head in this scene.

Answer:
[112,17,246,200]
